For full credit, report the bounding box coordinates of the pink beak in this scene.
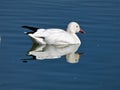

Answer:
[79,28,85,34]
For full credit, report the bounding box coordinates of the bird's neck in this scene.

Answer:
[67,30,76,34]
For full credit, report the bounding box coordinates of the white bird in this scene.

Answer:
[22,22,85,45]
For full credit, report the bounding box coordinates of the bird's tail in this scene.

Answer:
[22,26,39,32]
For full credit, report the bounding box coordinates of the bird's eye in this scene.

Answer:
[76,26,78,28]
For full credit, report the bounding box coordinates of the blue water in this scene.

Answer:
[0,0,120,90]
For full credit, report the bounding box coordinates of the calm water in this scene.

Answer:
[0,0,120,90]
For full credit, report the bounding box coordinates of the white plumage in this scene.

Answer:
[23,22,85,45]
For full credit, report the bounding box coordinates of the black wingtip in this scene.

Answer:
[22,26,39,32]
[22,26,28,28]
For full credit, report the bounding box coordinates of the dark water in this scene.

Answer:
[0,0,120,90]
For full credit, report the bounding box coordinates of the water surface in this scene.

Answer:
[0,0,120,90]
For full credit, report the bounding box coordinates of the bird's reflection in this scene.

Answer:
[23,43,84,64]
